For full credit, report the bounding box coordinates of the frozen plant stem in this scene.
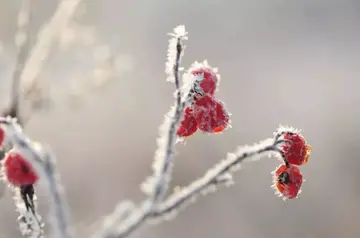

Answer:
[95,133,289,238]
[152,138,286,216]
[0,117,71,238]
[151,37,183,204]
[93,28,188,238]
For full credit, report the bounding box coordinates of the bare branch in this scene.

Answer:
[2,0,33,124]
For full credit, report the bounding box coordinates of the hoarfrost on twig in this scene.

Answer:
[0,117,71,238]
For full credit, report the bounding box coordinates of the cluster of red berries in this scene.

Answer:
[177,65,231,137]
[273,132,312,199]
[0,126,39,188]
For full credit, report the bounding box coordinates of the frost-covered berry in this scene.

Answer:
[177,107,198,137]
[0,126,4,147]
[282,133,312,166]
[273,164,303,199]
[193,95,230,133]
[191,67,218,95]
[2,149,39,187]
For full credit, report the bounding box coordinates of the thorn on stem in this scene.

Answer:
[20,184,35,213]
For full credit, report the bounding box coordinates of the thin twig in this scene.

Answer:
[150,36,184,204]
[93,132,288,238]
[0,117,71,238]
[152,139,285,217]
[92,26,188,238]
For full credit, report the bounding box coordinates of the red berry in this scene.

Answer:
[177,107,198,137]
[282,133,312,166]
[0,126,4,147]
[2,150,39,187]
[193,95,230,133]
[191,67,218,95]
[273,164,303,199]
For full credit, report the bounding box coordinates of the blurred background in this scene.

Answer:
[0,0,360,237]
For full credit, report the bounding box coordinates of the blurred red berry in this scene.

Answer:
[2,150,39,187]
[177,107,198,137]
[193,95,230,133]
[273,164,303,199]
[282,133,312,166]
[0,126,4,147]
[191,67,218,95]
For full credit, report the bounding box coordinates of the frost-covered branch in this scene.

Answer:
[94,131,292,238]
[149,25,187,204]
[92,25,190,238]
[0,117,71,238]
[151,138,285,218]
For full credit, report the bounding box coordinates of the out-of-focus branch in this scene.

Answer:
[0,0,34,207]
[2,0,34,125]
[3,0,84,126]
[17,0,83,124]
[20,0,82,88]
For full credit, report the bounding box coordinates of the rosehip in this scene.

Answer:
[2,150,39,187]
[273,164,303,199]
[193,95,230,133]
[191,67,218,95]
[177,107,198,137]
[282,133,312,166]
[0,126,4,147]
